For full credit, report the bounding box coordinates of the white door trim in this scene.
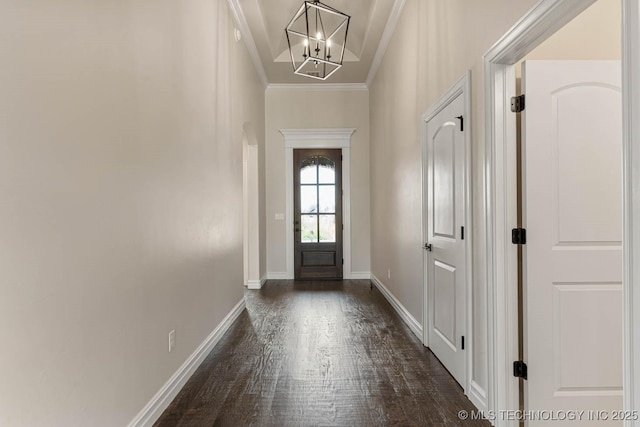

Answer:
[242,123,262,289]
[622,0,640,420]
[484,0,639,425]
[421,71,475,403]
[280,128,356,280]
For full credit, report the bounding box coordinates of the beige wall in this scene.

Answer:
[525,0,620,61]
[369,0,538,397]
[0,0,264,425]
[265,89,370,276]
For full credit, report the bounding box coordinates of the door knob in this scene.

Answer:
[424,243,432,251]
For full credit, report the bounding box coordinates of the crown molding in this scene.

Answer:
[366,0,407,88]
[267,83,368,91]
[227,0,269,88]
[267,83,369,91]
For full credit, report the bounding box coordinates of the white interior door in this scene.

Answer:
[426,92,466,386]
[522,60,623,425]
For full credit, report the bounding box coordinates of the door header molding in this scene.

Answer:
[280,128,356,148]
[422,71,471,124]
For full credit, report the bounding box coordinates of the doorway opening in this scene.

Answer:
[421,71,473,392]
[483,0,639,422]
[280,128,355,279]
[294,149,343,279]
[243,123,262,289]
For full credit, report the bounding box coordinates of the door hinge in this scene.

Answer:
[461,226,465,240]
[461,336,465,350]
[512,228,526,245]
[511,94,525,113]
[455,115,464,131]
[342,258,344,265]
[513,360,528,380]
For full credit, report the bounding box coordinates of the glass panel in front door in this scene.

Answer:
[298,155,336,243]
[319,215,336,242]
[301,215,317,242]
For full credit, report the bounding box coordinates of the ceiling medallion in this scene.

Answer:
[285,1,350,81]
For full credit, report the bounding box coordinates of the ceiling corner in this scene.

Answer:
[366,0,407,88]
[227,0,270,88]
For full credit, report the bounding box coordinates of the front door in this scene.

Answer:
[425,91,467,386]
[521,60,623,424]
[294,149,343,280]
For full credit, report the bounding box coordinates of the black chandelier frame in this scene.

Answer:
[285,1,350,81]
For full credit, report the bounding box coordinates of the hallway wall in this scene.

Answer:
[265,88,371,277]
[523,0,620,61]
[369,0,538,399]
[368,0,619,406]
[0,1,265,425]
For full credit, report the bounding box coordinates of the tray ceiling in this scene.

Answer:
[235,0,402,84]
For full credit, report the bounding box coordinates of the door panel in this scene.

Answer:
[552,85,622,245]
[294,149,343,279]
[434,260,457,349]
[522,60,622,424]
[553,284,623,393]
[426,93,466,386]
[434,125,456,238]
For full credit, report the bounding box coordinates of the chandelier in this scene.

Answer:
[285,1,350,81]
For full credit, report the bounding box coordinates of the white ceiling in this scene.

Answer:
[234,0,403,85]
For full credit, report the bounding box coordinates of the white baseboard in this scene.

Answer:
[350,271,372,280]
[266,272,290,280]
[247,279,263,290]
[370,274,423,341]
[267,272,371,280]
[468,380,488,415]
[127,298,246,427]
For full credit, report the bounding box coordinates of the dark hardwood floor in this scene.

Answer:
[154,280,488,426]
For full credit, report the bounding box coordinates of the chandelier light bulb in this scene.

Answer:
[314,32,321,55]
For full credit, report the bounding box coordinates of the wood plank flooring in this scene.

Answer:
[154,280,488,426]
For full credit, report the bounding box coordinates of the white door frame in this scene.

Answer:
[421,71,474,398]
[623,1,640,421]
[484,0,640,425]
[280,128,356,280]
[243,123,263,290]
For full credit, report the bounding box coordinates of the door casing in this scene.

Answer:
[421,71,473,394]
[243,122,263,290]
[280,128,356,280]
[484,0,640,424]
[293,148,344,279]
